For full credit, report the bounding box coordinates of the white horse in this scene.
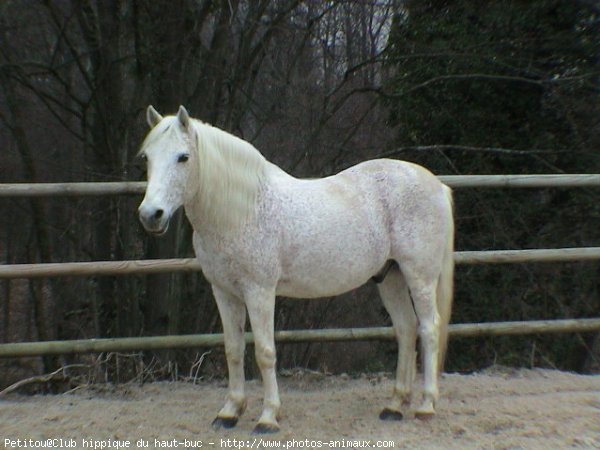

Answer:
[138,106,454,434]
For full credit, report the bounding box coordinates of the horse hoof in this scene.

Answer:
[212,416,238,430]
[415,411,435,421]
[252,423,280,434]
[379,408,404,421]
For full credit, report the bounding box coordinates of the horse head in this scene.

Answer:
[138,105,195,235]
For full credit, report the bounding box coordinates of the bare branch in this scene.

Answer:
[0,364,90,397]
[386,72,600,98]
[375,145,575,159]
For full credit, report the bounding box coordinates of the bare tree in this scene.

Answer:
[1,0,398,382]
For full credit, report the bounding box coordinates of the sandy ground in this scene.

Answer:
[1,368,599,450]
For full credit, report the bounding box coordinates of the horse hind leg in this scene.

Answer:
[404,276,441,419]
[377,265,417,421]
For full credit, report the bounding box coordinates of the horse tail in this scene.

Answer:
[437,185,455,373]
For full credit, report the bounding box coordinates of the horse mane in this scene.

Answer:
[189,119,268,228]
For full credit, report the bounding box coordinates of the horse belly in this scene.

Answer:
[276,268,375,298]
[276,228,388,298]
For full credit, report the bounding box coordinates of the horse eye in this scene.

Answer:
[177,154,189,163]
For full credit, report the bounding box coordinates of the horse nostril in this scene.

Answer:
[154,209,164,220]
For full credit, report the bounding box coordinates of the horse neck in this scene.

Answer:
[184,121,273,232]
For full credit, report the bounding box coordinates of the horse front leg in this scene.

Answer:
[212,285,248,430]
[244,286,280,434]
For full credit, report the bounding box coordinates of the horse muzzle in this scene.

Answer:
[138,204,170,236]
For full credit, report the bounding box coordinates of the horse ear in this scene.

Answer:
[177,105,190,129]
[146,105,163,128]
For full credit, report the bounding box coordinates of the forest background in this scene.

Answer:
[1,0,599,388]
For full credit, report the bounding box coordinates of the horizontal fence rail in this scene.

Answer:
[1,248,599,279]
[1,319,599,358]
[1,174,600,197]
[0,182,147,197]
[439,174,600,188]
[0,258,201,279]
[453,247,600,264]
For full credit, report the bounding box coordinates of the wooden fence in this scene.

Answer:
[1,174,600,198]
[1,319,600,358]
[1,248,600,279]
[1,174,599,358]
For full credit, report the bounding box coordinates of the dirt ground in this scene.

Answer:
[1,368,599,450]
